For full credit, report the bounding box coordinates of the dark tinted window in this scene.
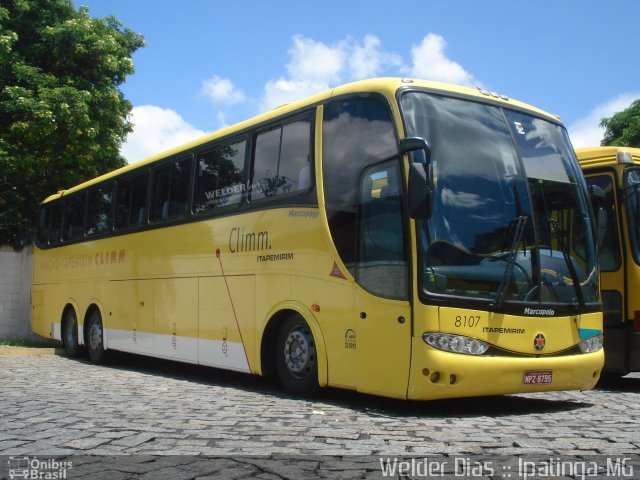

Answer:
[252,127,280,200]
[115,172,149,229]
[623,167,640,265]
[602,290,622,327]
[86,184,113,236]
[49,203,63,244]
[280,120,312,192]
[151,157,193,221]
[322,97,396,274]
[36,207,50,245]
[251,114,312,200]
[62,195,86,241]
[357,161,407,298]
[584,175,621,271]
[195,139,246,213]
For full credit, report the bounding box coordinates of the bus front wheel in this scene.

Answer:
[62,308,80,357]
[275,316,319,397]
[86,310,106,364]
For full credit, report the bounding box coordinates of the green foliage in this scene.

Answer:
[0,0,144,247]
[600,99,640,148]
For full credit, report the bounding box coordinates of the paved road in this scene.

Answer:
[0,352,638,478]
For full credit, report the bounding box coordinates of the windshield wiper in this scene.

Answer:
[548,218,585,309]
[494,215,527,307]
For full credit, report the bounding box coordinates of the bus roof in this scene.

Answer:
[43,77,561,203]
[575,146,640,170]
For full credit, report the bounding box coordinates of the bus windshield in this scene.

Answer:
[401,92,599,311]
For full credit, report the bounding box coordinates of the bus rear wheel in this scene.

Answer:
[62,309,80,357]
[86,310,106,364]
[275,316,319,397]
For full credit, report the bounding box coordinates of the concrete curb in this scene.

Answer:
[0,346,65,356]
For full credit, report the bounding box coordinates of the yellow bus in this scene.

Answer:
[576,146,640,375]
[31,78,604,400]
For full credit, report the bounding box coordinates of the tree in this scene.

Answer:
[600,99,640,148]
[0,0,144,247]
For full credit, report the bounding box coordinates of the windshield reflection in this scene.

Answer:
[401,92,599,309]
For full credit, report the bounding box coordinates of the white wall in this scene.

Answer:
[0,245,34,340]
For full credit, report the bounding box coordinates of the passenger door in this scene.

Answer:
[584,172,626,371]
[355,161,412,398]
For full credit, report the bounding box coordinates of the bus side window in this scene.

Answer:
[86,183,114,236]
[62,194,86,242]
[322,97,397,277]
[279,117,312,193]
[585,175,621,271]
[251,114,312,201]
[151,157,192,221]
[36,206,50,246]
[216,139,246,206]
[194,139,246,213]
[252,126,281,200]
[49,203,64,245]
[115,172,149,229]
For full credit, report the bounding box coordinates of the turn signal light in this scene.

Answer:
[579,334,603,353]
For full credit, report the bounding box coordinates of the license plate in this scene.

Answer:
[523,370,552,385]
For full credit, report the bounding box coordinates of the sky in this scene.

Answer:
[72,0,640,164]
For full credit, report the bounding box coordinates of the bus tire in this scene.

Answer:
[275,315,319,397]
[86,310,106,364]
[62,308,80,357]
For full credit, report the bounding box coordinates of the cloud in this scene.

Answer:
[286,35,346,84]
[259,35,347,111]
[201,76,246,105]
[121,33,480,158]
[349,34,402,79]
[568,93,640,148]
[408,33,477,87]
[259,33,477,111]
[260,34,404,111]
[261,78,328,111]
[122,105,207,164]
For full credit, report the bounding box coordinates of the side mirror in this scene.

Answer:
[589,184,607,249]
[408,163,432,219]
[400,137,433,219]
[399,137,431,164]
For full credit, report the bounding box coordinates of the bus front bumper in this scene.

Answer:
[407,338,604,400]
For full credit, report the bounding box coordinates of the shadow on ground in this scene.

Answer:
[66,350,593,420]
[596,373,640,392]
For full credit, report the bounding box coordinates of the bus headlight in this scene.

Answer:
[422,333,489,355]
[579,334,603,353]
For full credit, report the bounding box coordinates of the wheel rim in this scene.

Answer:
[283,326,315,377]
[88,320,103,350]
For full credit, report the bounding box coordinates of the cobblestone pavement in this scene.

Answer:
[0,353,639,478]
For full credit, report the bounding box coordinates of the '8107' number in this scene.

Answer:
[455,315,481,328]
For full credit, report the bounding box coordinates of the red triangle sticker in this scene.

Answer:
[330,261,347,279]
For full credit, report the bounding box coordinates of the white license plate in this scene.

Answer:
[523,370,553,385]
